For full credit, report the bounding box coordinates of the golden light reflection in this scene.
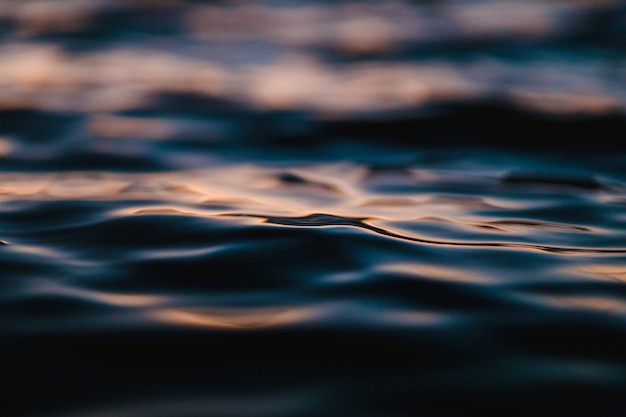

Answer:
[45,178,131,198]
[0,44,478,115]
[12,244,64,259]
[447,2,554,40]
[183,3,409,51]
[0,172,223,202]
[358,198,417,207]
[122,204,253,218]
[91,292,165,308]
[510,90,619,116]
[542,295,626,314]
[381,310,450,327]
[87,114,176,140]
[0,174,132,198]
[0,42,620,116]
[131,207,197,216]
[0,136,13,157]
[240,60,473,114]
[575,265,626,282]
[0,167,612,247]
[377,263,489,284]
[420,195,501,212]
[27,279,167,308]
[415,216,508,233]
[334,15,395,54]
[0,1,622,116]
[0,178,48,196]
[152,307,316,330]
[14,0,102,37]
[0,168,622,259]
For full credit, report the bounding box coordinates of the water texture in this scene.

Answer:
[1,1,626,416]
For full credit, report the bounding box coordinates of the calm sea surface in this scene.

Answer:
[1,1,626,416]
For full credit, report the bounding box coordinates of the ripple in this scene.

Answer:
[2,2,626,417]
[225,212,626,255]
[151,306,318,330]
[275,172,341,193]
[484,219,593,232]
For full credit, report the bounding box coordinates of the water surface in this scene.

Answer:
[1,1,626,416]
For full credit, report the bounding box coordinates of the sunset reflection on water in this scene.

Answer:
[2,1,626,417]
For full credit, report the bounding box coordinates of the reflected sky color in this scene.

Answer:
[0,0,624,116]
[2,1,626,416]
[152,306,317,330]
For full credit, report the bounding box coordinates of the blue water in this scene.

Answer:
[1,1,626,416]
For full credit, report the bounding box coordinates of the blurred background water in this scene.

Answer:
[1,1,626,416]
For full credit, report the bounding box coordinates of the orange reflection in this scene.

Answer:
[358,198,417,207]
[576,265,626,282]
[0,1,622,117]
[91,292,165,308]
[152,307,315,330]
[88,114,176,140]
[381,310,450,327]
[542,295,626,314]
[447,2,554,40]
[0,178,48,196]
[377,263,489,284]
[241,59,472,114]
[46,178,130,198]
[0,173,132,198]
[0,44,619,117]
[510,90,618,115]
[131,207,195,216]
[28,280,166,308]
[15,0,103,36]
[0,136,13,157]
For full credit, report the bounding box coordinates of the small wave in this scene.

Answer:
[2,1,626,417]
[224,212,626,255]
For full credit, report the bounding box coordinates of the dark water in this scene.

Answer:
[2,1,626,416]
